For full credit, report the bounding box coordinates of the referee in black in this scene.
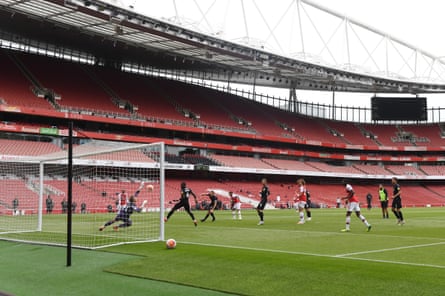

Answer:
[165,182,198,226]
[391,177,405,225]
[257,178,270,225]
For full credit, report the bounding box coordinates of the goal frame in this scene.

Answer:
[0,141,165,249]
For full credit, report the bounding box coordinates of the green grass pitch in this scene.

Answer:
[1,207,445,295]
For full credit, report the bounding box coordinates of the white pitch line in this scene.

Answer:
[334,241,445,257]
[339,256,445,269]
[180,241,445,269]
[182,240,331,258]
[183,224,445,241]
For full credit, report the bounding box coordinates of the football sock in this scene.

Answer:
[360,216,370,227]
[392,209,400,219]
[299,212,304,222]
[398,211,404,221]
[345,216,351,229]
[259,212,264,221]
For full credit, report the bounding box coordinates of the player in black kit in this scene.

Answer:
[391,177,405,225]
[200,190,218,222]
[257,178,270,225]
[165,182,198,226]
[99,182,146,231]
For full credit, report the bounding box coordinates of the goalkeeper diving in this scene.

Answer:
[99,182,149,231]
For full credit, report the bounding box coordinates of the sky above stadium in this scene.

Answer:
[110,0,445,57]
[105,0,445,107]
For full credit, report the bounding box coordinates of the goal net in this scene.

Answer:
[0,140,165,249]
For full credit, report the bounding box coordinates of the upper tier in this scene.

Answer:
[1,51,445,150]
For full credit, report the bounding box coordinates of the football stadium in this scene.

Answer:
[0,0,445,295]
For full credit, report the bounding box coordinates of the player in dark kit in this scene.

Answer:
[200,190,218,222]
[165,182,198,226]
[391,177,405,225]
[305,190,312,221]
[99,182,146,231]
[257,178,270,225]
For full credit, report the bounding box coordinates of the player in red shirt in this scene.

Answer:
[340,184,372,232]
[229,191,242,220]
[294,178,307,224]
[116,190,128,211]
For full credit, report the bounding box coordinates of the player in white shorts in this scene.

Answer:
[229,191,242,220]
[341,184,372,232]
[294,178,307,225]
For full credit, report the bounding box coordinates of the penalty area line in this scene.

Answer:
[334,241,445,257]
[181,241,445,269]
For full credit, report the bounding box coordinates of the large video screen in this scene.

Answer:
[371,97,427,121]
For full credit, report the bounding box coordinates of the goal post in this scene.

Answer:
[0,140,165,249]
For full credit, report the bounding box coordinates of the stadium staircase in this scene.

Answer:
[8,53,50,102]
[320,121,351,144]
[0,52,53,109]
[80,65,138,117]
[440,123,445,137]
[196,90,255,133]
[305,161,326,172]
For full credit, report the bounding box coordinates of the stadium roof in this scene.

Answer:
[1,0,445,93]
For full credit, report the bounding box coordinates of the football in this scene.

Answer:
[146,184,154,192]
[166,238,176,249]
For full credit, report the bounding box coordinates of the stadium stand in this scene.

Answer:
[305,161,363,174]
[211,154,275,169]
[419,165,445,176]
[3,51,445,150]
[165,153,187,164]
[182,154,220,166]
[213,94,286,136]
[262,158,321,171]
[0,51,53,109]
[363,124,407,146]
[289,115,346,144]
[161,82,254,133]
[92,68,193,124]
[400,124,445,147]
[85,150,155,162]
[353,164,391,175]
[1,52,445,212]
[325,121,377,146]
[385,165,426,176]
[16,53,122,114]
[0,139,61,156]
[0,178,39,214]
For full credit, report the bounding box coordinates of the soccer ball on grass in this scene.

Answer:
[166,238,176,249]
